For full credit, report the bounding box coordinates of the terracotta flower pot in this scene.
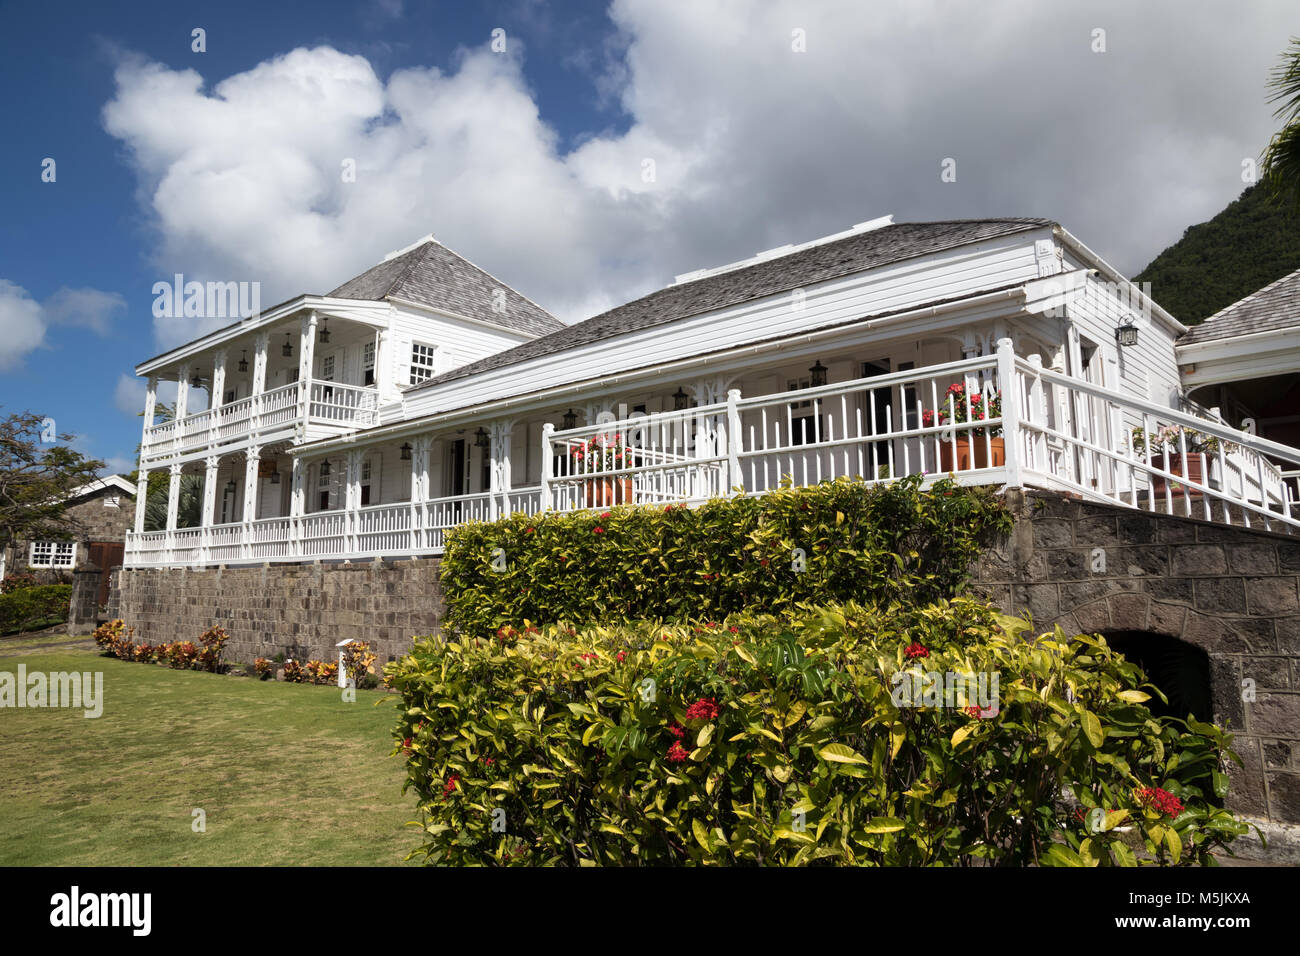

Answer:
[1150,453,1204,495]
[584,477,634,508]
[938,437,1005,473]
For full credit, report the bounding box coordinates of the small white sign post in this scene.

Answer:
[336,638,357,689]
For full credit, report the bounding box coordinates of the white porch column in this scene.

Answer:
[165,461,182,563]
[242,444,261,531]
[345,448,364,554]
[200,455,219,564]
[298,311,318,421]
[374,327,391,403]
[201,455,220,527]
[133,470,150,534]
[540,423,555,511]
[410,436,432,551]
[489,421,513,518]
[140,375,158,458]
[251,332,269,432]
[995,338,1023,489]
[289,456,305,558]
[173,365,191,455]
[209,350,227,444]
[175,364,191,421]
[165,462,182,531]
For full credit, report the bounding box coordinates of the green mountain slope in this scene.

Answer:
[1132,184,1300,325]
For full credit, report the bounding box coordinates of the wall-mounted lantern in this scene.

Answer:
[282,333,294,358]
[673,387,689,411]
[238,350,249,372]
[1115,322,1139,348]
[400,442,412,461]
[561,408,577,429]
[318,317,330,344]
[809,359,828,387]
[224,479,237,495]
[474,427,489,449]
[269,469,281,485]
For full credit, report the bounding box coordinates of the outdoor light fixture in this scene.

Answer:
[475,427,489,449]
[1115,322,1139,348]
[190,371,202,388]
[318,318,330,344]
[224,479,237,495]
[269,470,281,485]
[282,333,293,357]
[809,359,828,387]
[673,387,689,411]
[238,350,248,372]
[400,442,412,461]
[562,408,577,429]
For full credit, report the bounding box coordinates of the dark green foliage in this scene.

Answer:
[440,476,1012,637]
[1133,184,1300,325]
[387,601,1248,866]
[0,584,72,634]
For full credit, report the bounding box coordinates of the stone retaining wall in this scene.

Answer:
[973,490,1300,827]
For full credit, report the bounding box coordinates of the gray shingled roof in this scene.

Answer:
[1179,267,1300,346]
[329,240,564,338]
[406,218,1053,392]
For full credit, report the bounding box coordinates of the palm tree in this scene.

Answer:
[1263,37,1300,207]
[143,472,203,531]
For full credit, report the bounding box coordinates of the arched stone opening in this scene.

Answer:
[1103,630,1213,724]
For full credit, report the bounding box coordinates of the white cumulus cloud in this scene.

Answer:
[101,0,1296,353]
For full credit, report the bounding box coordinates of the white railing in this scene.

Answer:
[122,340,1300,568]
[141,381,379,459]
[1014,357,1300,532]
[310,382,378,428]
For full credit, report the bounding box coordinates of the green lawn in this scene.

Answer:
[0,645,417,865]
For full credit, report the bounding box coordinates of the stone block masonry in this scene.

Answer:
[973,490,1300,830]
[107,558,444,667]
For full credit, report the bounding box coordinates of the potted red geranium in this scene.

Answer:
[926,382,1005,472]
[571,432,635,507]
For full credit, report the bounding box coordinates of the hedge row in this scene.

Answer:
[387,599,1249,866]
[440,476,1012,636]
[0,584,72,634]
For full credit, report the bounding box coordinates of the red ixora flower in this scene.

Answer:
[616,651,626,662]
[666,742,690,764]
[599,512,611,519]
[1138,786,1184,818]
[593,526,605,534]
[684,697,719,721]
[667,720,686,739]
[904,642,930,660]
[441,775,459,799]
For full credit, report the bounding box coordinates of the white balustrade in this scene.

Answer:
[122,343,1300,568]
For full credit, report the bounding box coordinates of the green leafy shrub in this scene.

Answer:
[387,599,1248,866]
[441,476,1010,636]
[0,584,72,634]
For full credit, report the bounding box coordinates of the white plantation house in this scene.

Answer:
[124,216,1300,570]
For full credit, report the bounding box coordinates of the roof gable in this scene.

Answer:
[329,240,564,338]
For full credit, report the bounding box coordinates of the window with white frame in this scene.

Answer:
[363,341,376,386]
[410,342,437,385]
[29,541,76,569]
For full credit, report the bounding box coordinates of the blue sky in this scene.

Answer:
[0,0,1294,475]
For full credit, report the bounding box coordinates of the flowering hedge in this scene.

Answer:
[387,599,1249,866]
[440,476,1011,637]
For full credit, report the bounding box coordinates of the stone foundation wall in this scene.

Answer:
[68,569,103,635]
[107,557,443,666]
[973,490,1300,826]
